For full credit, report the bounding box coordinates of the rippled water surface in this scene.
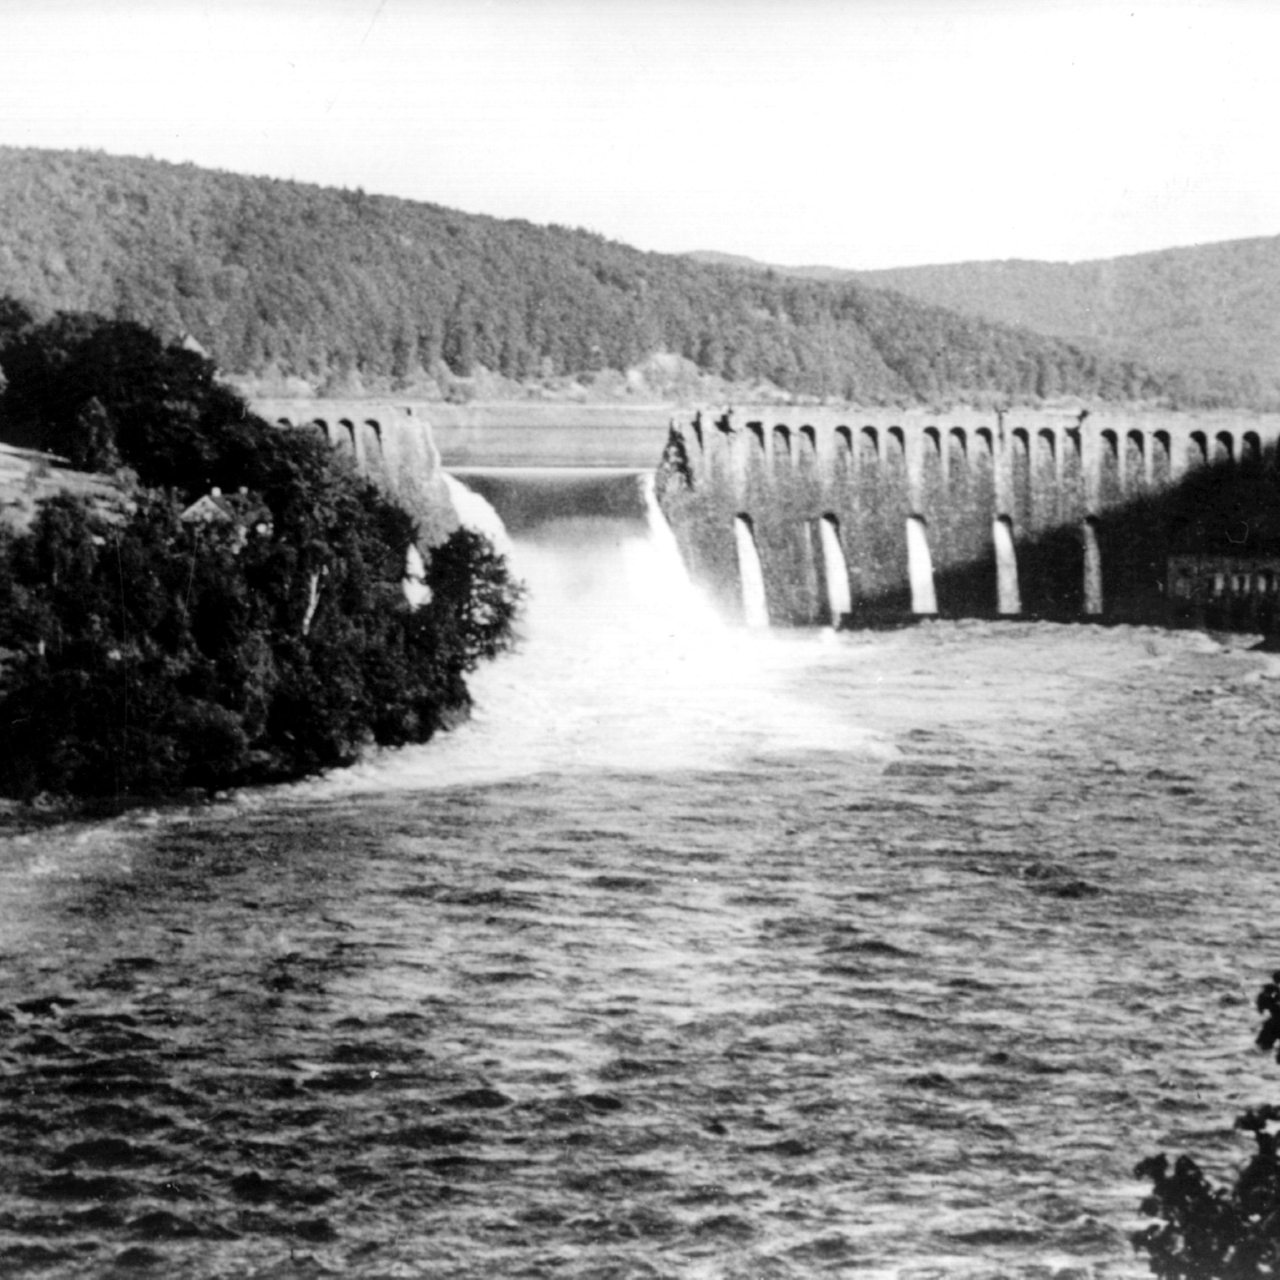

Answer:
[3,473,1280,1278]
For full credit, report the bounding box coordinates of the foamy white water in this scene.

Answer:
[441,471,514,558]
[315,472,886,795]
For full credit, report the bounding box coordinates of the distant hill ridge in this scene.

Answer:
[0,146,1262,408]
[688,234,1280,402]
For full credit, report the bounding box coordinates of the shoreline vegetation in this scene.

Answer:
[0,301,523,806]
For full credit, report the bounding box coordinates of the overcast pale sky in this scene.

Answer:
[4,0,1278,269]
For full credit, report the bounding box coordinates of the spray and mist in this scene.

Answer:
[312,467,885,794]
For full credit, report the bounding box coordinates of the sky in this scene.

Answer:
[4,0,1279,270]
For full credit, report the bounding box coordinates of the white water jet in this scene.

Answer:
[993,517,1022,616]
[442,471,514,557]
[734,515,770,628]
[817,515,852,624]
[294,470,885,795]
[905,516,937,615]
[638,473,720,630]
[1083,518,1104,615]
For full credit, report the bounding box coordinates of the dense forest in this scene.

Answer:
[0,303,521,800]
[691,235,1280,405]
[0,147,1254,408]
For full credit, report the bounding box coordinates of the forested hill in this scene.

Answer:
[691,236,1280,404]
[0,147,1257,407]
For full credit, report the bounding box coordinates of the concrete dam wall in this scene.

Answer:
[255,395,1280,635]
[657,405,1280,629]
[254,399,460,545]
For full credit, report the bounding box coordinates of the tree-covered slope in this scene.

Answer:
[0,305,522,799]
[0,147,1246,407]
[692,236,1280,403]
[854,241,1280,394]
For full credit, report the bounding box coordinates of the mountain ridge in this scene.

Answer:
[687,233,1280,395]
[0,146,1263,408]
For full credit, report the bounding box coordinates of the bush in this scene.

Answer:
[1133,971,1280,1276]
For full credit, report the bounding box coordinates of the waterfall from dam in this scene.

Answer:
[817,515,852,624]
[905,516,938,615]
[1083,518,1104,615]
[733,514,771,628]
[993,516,1022,616]
[447,467,714,646]
[313,465,881,792]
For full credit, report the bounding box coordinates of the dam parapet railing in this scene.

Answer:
[657,404,1280,629]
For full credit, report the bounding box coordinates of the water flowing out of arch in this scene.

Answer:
[1083,519,1104,615]
[640,472,713,623]
[905,516,937,615]
[993,517,1021,615]
[441,471,514,557]
[734,515,770,628]
[817,515,851,624]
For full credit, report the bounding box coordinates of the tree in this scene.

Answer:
[0,306,523,801]
[1134,970,1280,1276]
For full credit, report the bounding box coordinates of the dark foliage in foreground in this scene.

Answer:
[1133,972,1280,1276]
[0,307,521,799]
[0,147,1248,406]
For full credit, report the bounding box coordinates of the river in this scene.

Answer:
[1,468,1279,1278]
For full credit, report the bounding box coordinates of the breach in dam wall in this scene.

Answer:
[657,405,1280,629]
[254,399,459,546]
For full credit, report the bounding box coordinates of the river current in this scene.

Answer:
[2,468,1280,1278]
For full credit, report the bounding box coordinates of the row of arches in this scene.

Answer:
[694,414,1276,503]
[276,416,386,460]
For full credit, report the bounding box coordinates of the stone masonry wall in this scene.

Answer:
[657,405,1280,628]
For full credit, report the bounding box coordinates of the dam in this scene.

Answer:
[660,404,1280,630]
[255,397,1280,634]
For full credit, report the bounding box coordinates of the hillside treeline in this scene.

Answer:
[696,237,1280,405]
[0,148,1247,407]
[0,303,521,799]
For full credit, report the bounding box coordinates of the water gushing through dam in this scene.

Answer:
[1,464,1278,1278]
[817,514,852,624]
[993,516,1022,616]
[905,515,938,614]
[733,513,771,629]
